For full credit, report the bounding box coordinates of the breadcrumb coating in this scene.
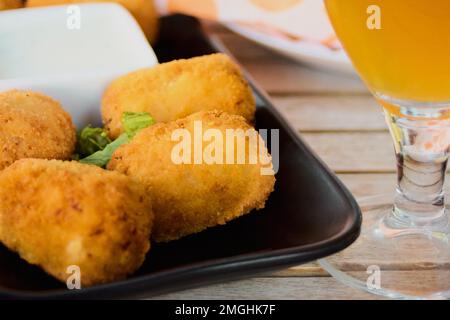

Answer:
[0,159,153,286]
[108,111,275,242]
[102,54,256,139]
[0,90,76,170]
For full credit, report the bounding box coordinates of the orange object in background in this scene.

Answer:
[0,0,23,10]
[325,0,450,103]
[250,0,302,12]
[167,0,217,20]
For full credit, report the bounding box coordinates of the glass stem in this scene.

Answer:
[384,109,449,230]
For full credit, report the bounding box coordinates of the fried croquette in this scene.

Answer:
[26,0,159,43]
[0,0,22,10]
[102,54,256,139]
[0,159,153,286]
[0,90,76,170]
[108,111,275,242]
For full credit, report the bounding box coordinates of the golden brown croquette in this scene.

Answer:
[0,90,76,170]
[102,54,256,139]
[108,111,275,242]
[0,159,153,286]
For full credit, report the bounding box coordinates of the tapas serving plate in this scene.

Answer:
[0,13,361,299]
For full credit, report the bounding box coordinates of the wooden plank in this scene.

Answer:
[152,276,382,300]
[246,60,367,95]
[272,95,385,131]
[301,133,450,173]
[272,262,328,277]
[337,173,397,198]
[301,132,395,172]
[338,173,450,198]
[152,271,448,300]
[325,236,450,273]
[215,33,368,94]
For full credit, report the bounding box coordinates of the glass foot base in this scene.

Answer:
[319,194,450,300]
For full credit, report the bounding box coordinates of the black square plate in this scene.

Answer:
[0,15,361,299]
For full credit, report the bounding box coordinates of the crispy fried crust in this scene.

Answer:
[26,0,159,43]
[0,0,22,10]
[0,90,76,170]
[0,159,153,286]
[108,111,275,242]
[102,54,256,139]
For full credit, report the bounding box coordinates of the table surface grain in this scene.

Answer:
[152,23,449,300]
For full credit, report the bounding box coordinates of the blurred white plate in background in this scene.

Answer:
[225,22,354,75]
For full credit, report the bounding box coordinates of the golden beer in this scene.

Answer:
[325,0,450,103]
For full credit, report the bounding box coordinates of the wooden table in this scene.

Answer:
[153,24,449,300]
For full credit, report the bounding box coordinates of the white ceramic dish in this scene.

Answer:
[225,22,354,75]
[0,3,158,127]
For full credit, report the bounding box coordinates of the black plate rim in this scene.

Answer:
[0,223,360,299]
